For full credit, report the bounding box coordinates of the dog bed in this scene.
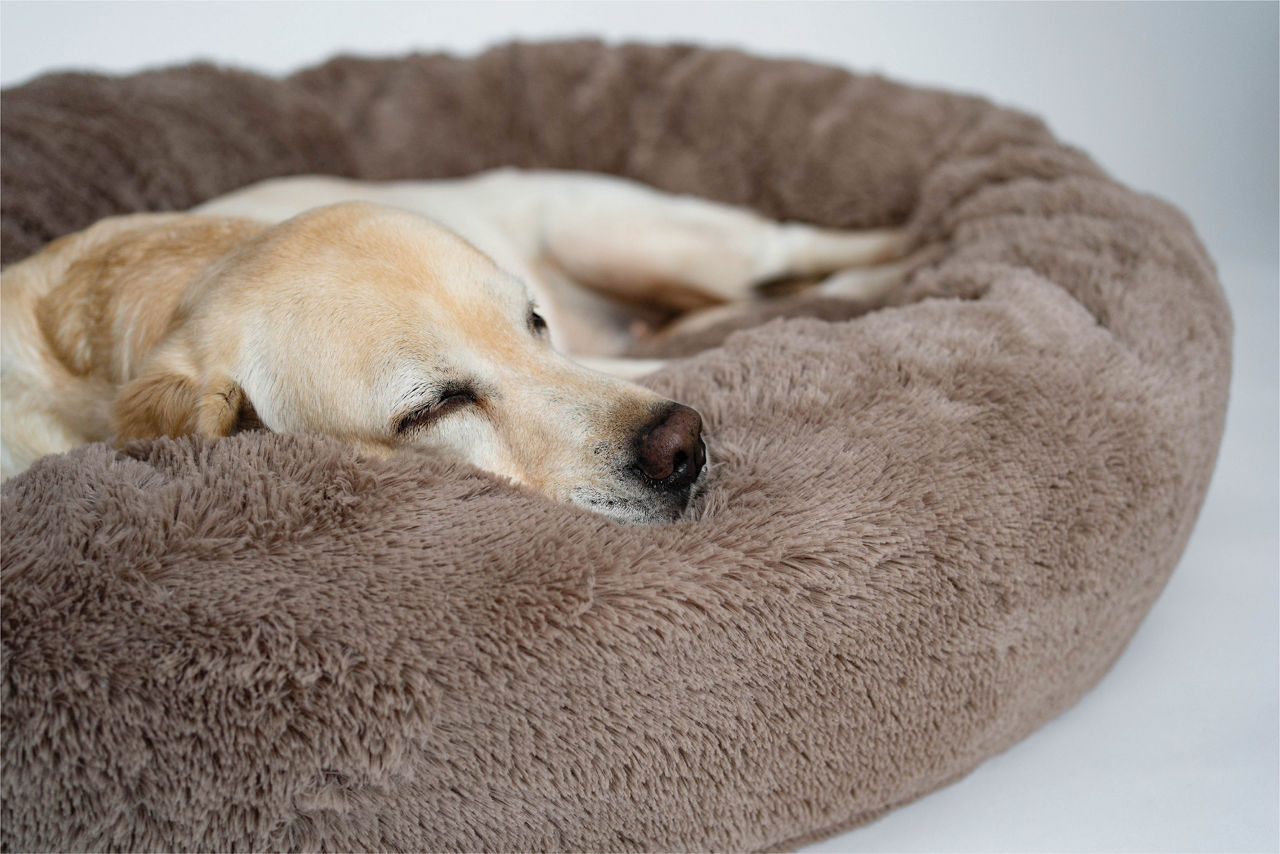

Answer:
[1,42,1231,852]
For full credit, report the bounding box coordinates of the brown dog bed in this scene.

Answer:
[1,42,1230,852]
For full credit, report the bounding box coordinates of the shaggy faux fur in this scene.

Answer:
[1,42,1230,852]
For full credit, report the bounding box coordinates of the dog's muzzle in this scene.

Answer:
[573,401,708,524]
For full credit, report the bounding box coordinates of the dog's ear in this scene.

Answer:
[113,372,259,443]
[113,370,201,442]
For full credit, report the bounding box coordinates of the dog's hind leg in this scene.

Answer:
[573,356,668,380]
[534,174,905,310]
[812,255,919,302]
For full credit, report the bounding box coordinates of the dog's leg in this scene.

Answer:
[573,356,668,380]
[812,255,919,302]
[535,175,905,309]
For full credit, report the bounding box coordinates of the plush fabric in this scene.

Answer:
[0,42,1230,852]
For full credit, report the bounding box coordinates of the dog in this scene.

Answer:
[1,169,905,523]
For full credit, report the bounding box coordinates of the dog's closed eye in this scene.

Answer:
[529,309,548,336]
[396,384,479,434]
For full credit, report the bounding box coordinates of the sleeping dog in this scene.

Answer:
[1,170,905,523]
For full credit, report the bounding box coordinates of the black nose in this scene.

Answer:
[634,403,706,490]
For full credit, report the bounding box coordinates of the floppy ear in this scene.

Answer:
[112,371,257,443]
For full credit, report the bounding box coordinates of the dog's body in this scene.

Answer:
[2,170,905,522]
[196,170,907,361]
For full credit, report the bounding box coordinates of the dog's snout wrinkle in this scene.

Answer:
[635,403,705,489]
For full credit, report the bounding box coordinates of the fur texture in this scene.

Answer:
[0,42,1230,852]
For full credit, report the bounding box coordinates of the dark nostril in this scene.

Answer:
[635,403,705,488]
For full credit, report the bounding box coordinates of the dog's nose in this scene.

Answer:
[635,403,705,489]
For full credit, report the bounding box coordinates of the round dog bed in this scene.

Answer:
[1,42,1230,852]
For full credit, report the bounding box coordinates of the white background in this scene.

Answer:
[3,2,1276,851]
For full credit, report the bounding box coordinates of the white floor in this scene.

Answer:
[3,3,1276,850]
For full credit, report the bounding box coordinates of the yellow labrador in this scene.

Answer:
[1,170,904,523]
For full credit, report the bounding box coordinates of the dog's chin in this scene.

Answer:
[569,465,708,525]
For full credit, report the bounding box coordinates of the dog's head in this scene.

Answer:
[114,203,706,524]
